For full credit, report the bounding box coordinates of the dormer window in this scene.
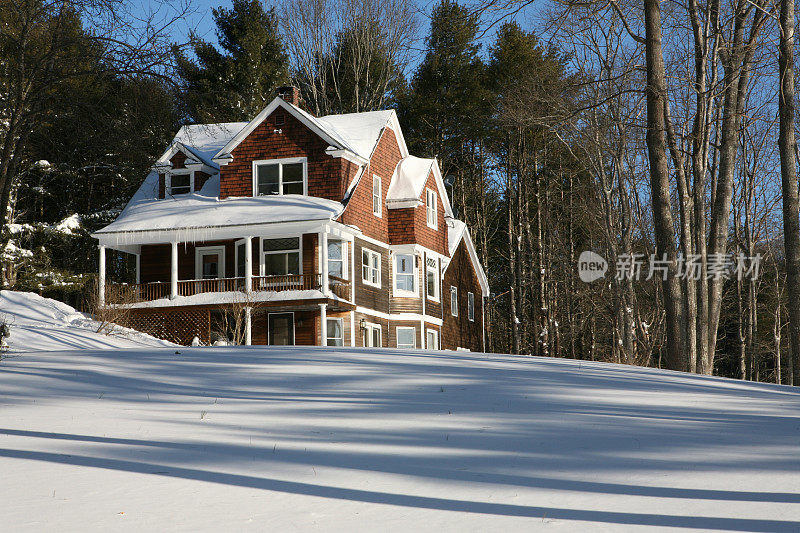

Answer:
[253,157,307,196]
[167,171,192,196]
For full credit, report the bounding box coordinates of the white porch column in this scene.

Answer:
[245,306,252,346]
[319,303,328,346]
[170,241,178,299]
[349,238,355,302]
[350,310,356,347]
[135,252,141,284]
[98,245,106,306]
[320,229,329,295]
[245,236,253,292]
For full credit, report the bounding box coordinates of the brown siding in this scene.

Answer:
[442,239,484,352]
[219,110,347,201]
[302,233,317,277]
[388,320,422,349]
[353,238,389,313]
[340,128,403,242]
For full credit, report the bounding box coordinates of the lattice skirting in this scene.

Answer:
[129,309,212,346]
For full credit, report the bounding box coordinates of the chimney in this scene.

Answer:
[277,85,301,106]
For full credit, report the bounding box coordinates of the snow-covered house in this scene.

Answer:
[92,88,489,350]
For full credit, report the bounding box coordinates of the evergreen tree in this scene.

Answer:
[174,0,288,123]
[397,0,490,176]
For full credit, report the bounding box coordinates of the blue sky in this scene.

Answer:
[154,0,538,68]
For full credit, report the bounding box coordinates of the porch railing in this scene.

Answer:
[105,273,350,305]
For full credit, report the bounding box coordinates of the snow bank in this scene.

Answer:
[0,291,173,352]
[1,345,799,531]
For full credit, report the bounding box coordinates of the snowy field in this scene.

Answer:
[1,297,800,531]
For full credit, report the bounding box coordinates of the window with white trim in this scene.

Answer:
[362,249,381,287]
[468,292,475,322]
[327,318,344,346]
[426,328,438,350]
[396,327,416,349]
[450,286,458,316]
[426,257,439,301]
[262,237,300,276]
[364,322,382,347]
[394,254,416,294]
[168,170,192,196]
[328,240,346,279]
[254,158,306,196]
[196,246,225,280]
[373,175,382,216]
[426,188,437,229]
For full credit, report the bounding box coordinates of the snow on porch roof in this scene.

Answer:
[93,173,344,243]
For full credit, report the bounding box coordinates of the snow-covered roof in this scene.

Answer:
[445,218,489,297]
[93,172,344,243]
[174,123,246,167]
[447,219,467,256]
[386,156,454,217]
[213,97,406,165]
[316,109,395,160]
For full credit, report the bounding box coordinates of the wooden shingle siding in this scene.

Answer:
[353,237,389,313]
[442,239,484,352]
[219,110,346,201]
[340,128,403,242]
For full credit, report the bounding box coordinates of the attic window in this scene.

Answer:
[168,171,192,196]
[253,157,307,196]
[275,112,285,126]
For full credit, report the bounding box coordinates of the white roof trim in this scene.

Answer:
[445,222,489,297]
[212,97,360,165]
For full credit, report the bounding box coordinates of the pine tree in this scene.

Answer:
[174,0,288,123]
[397,0,490,176]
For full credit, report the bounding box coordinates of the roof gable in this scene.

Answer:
[386,155,454,217]
[446,219,489,296]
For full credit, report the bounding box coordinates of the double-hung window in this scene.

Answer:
[426,257,439,301]
[396,327,416,349]
[328,240,345,278]
[262,237,300,276]
[168,171,192,196]
[254,158,305,196]
[394,254,415,295]
[372,175,382,216]
[426,188,437,229]
[468,292,475,322]
[362,249,381,287]
[450,286,458,316]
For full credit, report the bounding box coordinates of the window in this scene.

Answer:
[426,188,437,229]
[396,327,416,349]
[364,322,382,347]
[168,171,192,195]
[195,246,225,280]
[394,254,416,295]
[327,318,344,346]
[269,313,295,345]
[362,249,381,287]
[450,286,458,316]
[254,158,306,196]
[235,240,247,278]
[328,240,345,279]
[426,257,439,301]
[468,292,475,322]
[372,175,382,216]
[426,329,438,350]
[262,237,300,276]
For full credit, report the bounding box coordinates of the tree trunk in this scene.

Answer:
[779,0,800,386]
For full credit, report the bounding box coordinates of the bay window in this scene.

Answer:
[394,254,415,294]
[426,257,439,301]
